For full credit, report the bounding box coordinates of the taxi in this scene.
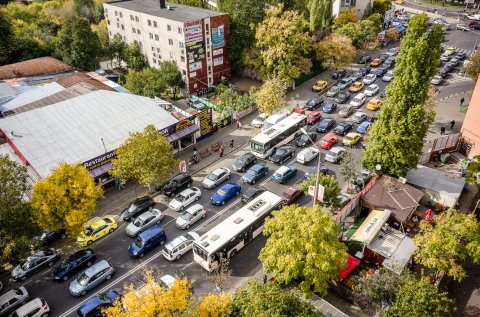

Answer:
[312,80,328,92]
[342,132,362,146]
[77,216,118,246]
[349,81,365,93]
[370,58,382,67]
[366,99,382,111]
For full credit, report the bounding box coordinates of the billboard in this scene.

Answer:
[212,25,225,49]
[184,20,203,44]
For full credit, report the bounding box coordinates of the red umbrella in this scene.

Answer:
[425,209,433,222]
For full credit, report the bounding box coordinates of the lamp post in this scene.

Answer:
[300,128,323,207]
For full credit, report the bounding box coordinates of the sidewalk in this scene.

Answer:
[428,91,471,140]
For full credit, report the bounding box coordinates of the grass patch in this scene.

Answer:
[460,105,469,113]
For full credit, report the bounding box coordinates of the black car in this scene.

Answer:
[30,229,66,250]
[316,118,336,133]
[455,52,466,60]
[357,55,372,64]
[121,196,155,221]
[439,68,449,78]
[333,122,353,136]
[269,145,295,165]
[52,249,96,281]
[11,249,58,281]
[322,101,337,114]
[332,69,347,79]
[470,23,480,30]
[161,174,193,197]
[384,59,395,69]
[335,91,351,104]
[379,54,389,62]
[359,65,371,76]
[232,152,257,172]
[304,97,324,111]
[374,66,388,76]
[241,186,266,203]
[296,133,317,147]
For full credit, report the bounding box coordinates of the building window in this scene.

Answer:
[155,34,159,41]
[156,47,160,53]
[149,33,153,39]
[167,24,171,31]
[139,42,142,47]
[130,15,134,21]
[206,38,210,45]
[119,12,123,18]
[179,42,184,48]
[137,29,141,34]
[182,69,186,76]
[135,16,139,22]
[148,20,152,26]
[104,8,108,13]
[208,65,212,72]
[153,21,157,27]
[168,38,173,45]
[116,23,119,28]
[178,27,182,34]
[107,19,110,25]
[207,51,210,58]
[108,31,112,36]
[206,23,209,33]
[115,10,118,16]
[181,56,185,62]
[153,58,157,64]
[169,52,174,58]
[121,24,125,30]
[132,28,136,33]
[151,46,155,51]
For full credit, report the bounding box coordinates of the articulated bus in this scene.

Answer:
[192,191,283,272]
[250,112,307,159]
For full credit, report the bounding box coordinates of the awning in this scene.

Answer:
[339,255,361,281]
[350,210,391,244]
[89,162,113,178]
[166,124,199,143]
[383,235,416,275]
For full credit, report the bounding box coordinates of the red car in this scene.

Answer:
[306,111,322,125]
[318,134,338,150]
[293,108,306,115]
[281,187,304,205]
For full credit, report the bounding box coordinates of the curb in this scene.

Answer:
[434,90,472,103]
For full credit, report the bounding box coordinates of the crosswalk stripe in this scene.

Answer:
[440,44,473,56]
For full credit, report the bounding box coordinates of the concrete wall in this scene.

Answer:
[461,78,480,158]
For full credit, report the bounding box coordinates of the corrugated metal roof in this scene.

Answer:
[1,82,65,112]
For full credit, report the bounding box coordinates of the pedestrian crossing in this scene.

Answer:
[446,73,473,84]
[440,44,474,57]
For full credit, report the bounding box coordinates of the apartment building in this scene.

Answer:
[332,0,371,18]
[104,0,230,93]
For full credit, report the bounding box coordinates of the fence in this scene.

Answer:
[419,133,461,164]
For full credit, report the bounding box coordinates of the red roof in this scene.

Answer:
[0,57,74,79]
[339,255,361,281]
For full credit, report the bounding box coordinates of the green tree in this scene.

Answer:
[414,209,480,281]
[301,174,341,207]
[384,27,400,42]
[123,40,148,70]
[231,280,322,317]
[363,1,373,18]
[372,0,392,15]
[362,14,443,177]
[316,34,356,70]
[110,125,177,191]
[254,5,314,84]
[0,10,18,65]
[465,155,480,187]
[333,8,357,30]
[339,148,362,185]
[465,51,480,80]
[307,0,333,32]
[255,77,286,115]
[260,204,348,295]
[56,15,101,69]
[92,19,110,54]
[125,67,167,97]
[106,33,126,68]
[334,13,382,48]
[30,162,103,238]
[158,61,182,99]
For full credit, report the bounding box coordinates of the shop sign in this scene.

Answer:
[198,108,213,136]
[189,61,202,72]
[83,150,116,171]
[175,119,193,132]
[212,25,225,49]
[179,161,187,173]
[184,20,203,44]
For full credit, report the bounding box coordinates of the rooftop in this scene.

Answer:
[105,0,225,23]
[406,164,465,199]
[0,57,74,80]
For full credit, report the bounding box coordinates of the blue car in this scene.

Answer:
[242,164,269,184]
[272,164,297,184]
[322,102,337,114]
[77,290,121,317]
[128,225,166,258]
[357,121,373,134]
[304,165,329,180]
[211,182,242,205]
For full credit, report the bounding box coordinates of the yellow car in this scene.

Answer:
[77,216,118,246]
[366,99,382,111]
[445,47,456,56]
[342,132,362,146]
[370,58,382,67]
[312,80,328,92]
[349,81,365,93]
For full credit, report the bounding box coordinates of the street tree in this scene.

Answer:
[110,125,178,192]
[195,293,231,317]
[301,174,341,207]
[255,77,286,115]
[125,67,167,97]
[465,155,480,187]
[334,14,382,48]
[414,209,480,281]
[230,280,322,317]
[56,16,101,69]
[307,0,334,32]
[92,20,110,54]
[215,84,257,115]
[123,40,148,70]
[465,51,480,80]
[254,5,314,84]
[316,34,356,70]
[362,14,443,177]
[339,148,362,184]
[372,0,392,15]
[260,204,348,295]
[0,11,18,65]
[333,8,357,30]
[158,61,182,99]
[384,27,400,42]
[105,33,126,69]
[30,162,103,238]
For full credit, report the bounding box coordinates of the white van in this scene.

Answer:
[261,113,288,131]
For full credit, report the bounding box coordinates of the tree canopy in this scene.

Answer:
[301,174,341,207]
[123,40,148,70]
[30,162,103,238]
[465,51,480,80]
[339,148,362,184]
[334,14,382,48]
[0,10,18,65]
[260,204,348,295]
[255,77,286,115]
[333,9,357,30]
[372,0,392,15]
[465,155,480,187]
[316,34,356,70]
[214,84,257,115]
[125,67,167,97]
[307,0,333,32]
[158,61,183,98]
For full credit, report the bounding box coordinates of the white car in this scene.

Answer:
[386,47,399,56]
[325,147,346,163]
[162,231,200,261]
[169,187,201,211]
[125,208,163,237]
[364,84,379,97]
[349,93,366,108]
[456,24,470,31]
[158,275,176,289]
[202,167,231,189]
[296,147,319,164]
[351,111,367,124]
[11,298,50,317]
[382,70,394,82]
[251,113,267,128]
[362,74,377,85]
[431,75,443,85]
[175,204,206,229]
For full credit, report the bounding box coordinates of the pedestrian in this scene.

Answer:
[263,275,268,284]
[460,97,465,107]
[230,139,234,148]
[237,120,242,129]
[450,120,455,130]
[440,126,446,135]
[219,145,224,157]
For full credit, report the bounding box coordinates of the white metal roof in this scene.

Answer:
[1,82,64,111]
[0,90,178,178]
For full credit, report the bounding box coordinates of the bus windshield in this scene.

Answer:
[251,142,264,154]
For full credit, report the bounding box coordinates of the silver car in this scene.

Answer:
[382,71,394,82]
[362,74,377,85]
[0,287,29,317]
[326,86,340,97]
[162,231,200,261]
[125,208,164,237]
[352,112,367,124]
[176,204,206,229]
[69,260,115,297]
[202,167,231,189]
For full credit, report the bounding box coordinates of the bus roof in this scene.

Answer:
[194,191,282,254]
[252,113,307,144]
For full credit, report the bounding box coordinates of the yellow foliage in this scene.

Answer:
[333,9,358,30]
[316,34,356,70]
[255,76,286,116]
[195,293,231,317]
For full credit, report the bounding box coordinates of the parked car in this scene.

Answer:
[379,54,389,62]
[188,98,205,110]
[242,164,269,184]
[232,153,257,172]
[384,57,396,69]
[456,23,470,31]
[351,111,367,124]
[241,186,266,203]
[306,111,322,125]
[316,118,336,133]
[349,81,365,93]
[0,287,29,317]
[370,58,382,67]
[269,145,295,164]
[364,84,379,97]
[304,97,324,110]
[333,122,353,136]
[359,65,371,76]
[373,66,388,76]
[357,55,371,64]
[349,170,374,192]
[12,250,59,282]
[326,86,340,97]
[342,132,362,146]
[357,121,373,134]
[312,80,328,92]
[337,78,353,90]
[304,165,328,180]
[296,132,317,147]
[450,58,460,66]
[176,204,206,229]
[322,101,337,113]
[331,193,354,213]
[125,208,164,237]
[431,75,443,85]
[386,47,399,56]
[339,105,355,118]
[382,70,394,82]
[325,147,346,163]
[161,174,193,197]
[281,187,304,206]
[272,164,297,183]
[335,91,351,103]
[349,72,363,82]
[332,69,347,79]
[77,290,121,317]
[296,147,319,164]
[128,225,166,258]
[77,217,118,247]
[455,52,467,60]
[211,182,241,205]
[251,113,267,128]
[169,187,202,211]
[10,298,49,317]
[162,232,199,261]
[30,229,66,250]
[202,167,231,189]
[362,74,377,85]
[350,93,367,108]
[366,99,382,111]
[318,134,338,150]
[121,196,155,221]
[69,260,115,297]
[52,249,96,282]
[438,68,449,78]
[440,53,451,62]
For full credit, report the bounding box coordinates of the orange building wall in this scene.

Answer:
[461,78,480,158]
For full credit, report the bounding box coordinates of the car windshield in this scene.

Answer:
[84,227,94,236]
[207,173,218,181]
[59,259,71,269]
[175,194,186,202]
[254,115,265,122]
[340,106,349,112]
[327,150,336,157]
[128,203,138,212]
[353,97,362,103]
[307,114,316,119]
[344,136,353,141]
[133,217,145,227]
[366,86,374,91]
[77,272,90,286]
[97,293,110,302]
[20,260,32,270]
[273,172,283,178]
[181,212,193,221]
[236,156,247,164]
[184,233,194,241]
[217,189,228,196]
[337,126,345,131]
[247,169,258,176]
[134,237,145,248]
[275,148,287,155]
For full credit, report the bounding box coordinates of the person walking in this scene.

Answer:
[230,139,234,149]
[440,126,446,135]
[263,275,268,284]
[219,145,224,157]
[450,120,455,130]
[460,97,465,107]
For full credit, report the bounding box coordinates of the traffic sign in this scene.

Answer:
[317,185,325,202]
[179,161,187,173]
[308,185,315,196]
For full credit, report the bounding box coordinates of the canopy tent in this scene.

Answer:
[339,255,361,281]
[350,210,391,245]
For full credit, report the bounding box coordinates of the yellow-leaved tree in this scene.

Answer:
[30,162,103,237]
[316,34,356,70]
[255,76,286,116]
[195,293,231,317]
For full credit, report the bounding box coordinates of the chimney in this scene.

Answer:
[159,0,166,8]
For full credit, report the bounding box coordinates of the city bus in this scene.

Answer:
[250,112,307,159]
[192,191,283,272]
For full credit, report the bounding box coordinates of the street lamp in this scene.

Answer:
[300,128,323,207]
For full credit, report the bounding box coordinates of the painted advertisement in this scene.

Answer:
[186,42,205,63]
[213,57,223,66]
[212,25,225,49]
[184,20,203,44]
[189,61,202,72]
[213,48,223,56]
[198,108,213,136]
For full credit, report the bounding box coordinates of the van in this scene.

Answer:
[129,225,166,258]
[0,287,29,317]
[261,114,287,131]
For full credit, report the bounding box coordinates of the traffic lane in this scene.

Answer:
[444,28,477,51]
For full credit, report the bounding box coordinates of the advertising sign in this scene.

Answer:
[198,108,213,136]
[83,150,116,171]
[179,161,187,173]
[308,185,315,196]
[184,20,203,44]
[213,48,223,56]
[213,57,223,66]
[189,61,202,72]
[317,185,325,202]
[212,25,225,49]
[186,42,205,63]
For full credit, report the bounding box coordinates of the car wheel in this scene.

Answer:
[63,275,69,281]
[81,290,87,296]
[156,219,161,224]
[48,261,54,267]
[41,313,49,317]
[180,206,184,211]
[21,275,27,281]
[187,182,192,188]
[109,228,115,233]
[212,184,216,188]
[87,240,93,245]
[87,261,93,267]
[227,175,230,179]
[61,233,66,239]
[202,213,206,218]
[221,201,225,205]
[176,254,181,260]
[139,253,144,258]
[106,274,112,280]
[236,191,240,196]
[186,224,190,229]
[252,179,256,184]
[160,240,165,245]
[195,196,199,201]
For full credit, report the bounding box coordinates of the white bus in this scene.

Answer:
[250,112,307,158]
[192,191,283,272]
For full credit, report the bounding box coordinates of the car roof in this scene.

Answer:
[323,134,337,140]
[284,187,299,195]
[360,121,372,127]
[353,111,366,116]
[212,168,227,175]
[79,290,120,313]
[221,182,237,190]
[0,287,26,302]
[354,93,365,98]
[346,132,361,137]
[159,275,176,288]
[138,224,164,241]
[83,260,110,276]
[185,203,203,213]
[14,298,42,315]
[180,188,195,195]
[165,232,199,250]
[172,174,190,181]
[251,164,266,170]
[276,166,291,174]
[89,218,108,229]
[137,210,157,220]
[330,146,345,153]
